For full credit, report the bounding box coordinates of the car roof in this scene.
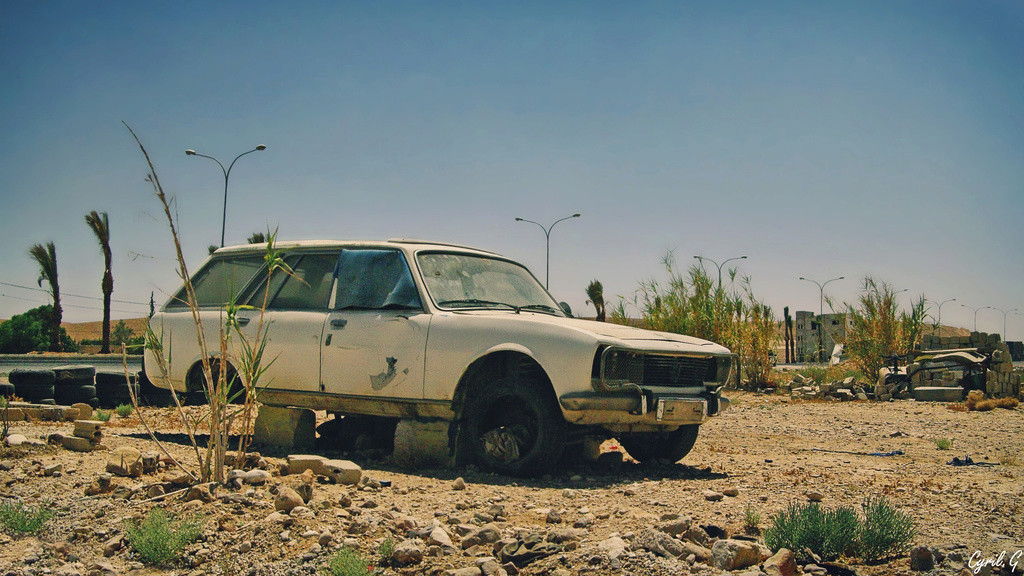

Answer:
[211,239,501,257]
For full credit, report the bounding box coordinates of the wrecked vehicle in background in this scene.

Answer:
[145,239,735,476]
[875,333,1021,402]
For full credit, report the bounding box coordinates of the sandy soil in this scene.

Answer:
[1,390,1022,576]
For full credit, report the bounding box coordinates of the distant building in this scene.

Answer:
[794,311,852,362]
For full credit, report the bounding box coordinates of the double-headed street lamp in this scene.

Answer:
[960,304,992,332]
[986,307,1019,342]
[925,297,957,329]
[186,144,267,248]
[799,275,844,363]
[514,213,580,289]
[693,254,747,289]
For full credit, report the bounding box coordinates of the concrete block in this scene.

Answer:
[70,402,93,420]
[393,419,453,469]
[61,435,98,452]
[913,386,964,402]
[254,405,316,452]
[287,454,327,475]
[322,459,362,485]
[74,420,105,441]
[1,408,25,421]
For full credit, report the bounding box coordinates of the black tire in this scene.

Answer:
[0,382,15,398]
[187,360,244,404]
[53,365,96,383]
[14,381,56,403]
[459,377,566,477]
[56,384,98,405]
[9,368,56,386]
[618,425,700,464]
[39,398,56,405]
[96,372,138,407]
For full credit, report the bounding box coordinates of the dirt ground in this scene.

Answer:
[1,388,1022,576]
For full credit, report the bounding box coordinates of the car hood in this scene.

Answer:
[456,310,731,354]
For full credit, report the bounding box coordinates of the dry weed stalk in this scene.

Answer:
[124,122,284,483]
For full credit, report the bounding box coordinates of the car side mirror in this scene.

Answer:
[559,302,572,316]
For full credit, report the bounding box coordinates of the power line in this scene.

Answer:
[0,291,145,313]
[0,281,149,306]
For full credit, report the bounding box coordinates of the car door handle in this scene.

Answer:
[330,318,347,328]
[237,317,250,326]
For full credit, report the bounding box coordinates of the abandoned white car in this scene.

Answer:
[145,240,734,476]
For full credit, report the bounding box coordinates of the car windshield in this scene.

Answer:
[417,252,563,315]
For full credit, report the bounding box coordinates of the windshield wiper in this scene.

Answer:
[437,299,520,311]
[518,304,562,316]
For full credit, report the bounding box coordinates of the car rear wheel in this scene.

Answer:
[619,425,700,464]
[460,376,565,477]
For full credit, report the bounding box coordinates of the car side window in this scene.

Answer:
[334,249,422,310]
[266,253,338,310]
[166,255,265,309]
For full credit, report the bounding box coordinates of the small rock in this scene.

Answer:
[546,509,563,524]
[185,483,214,503]
[392,538,425,565]
[764,548,797,576]
[453,477,467,491]
[275,486,304,513]
[805,490,824,502]
[702,489,724,502]
[5,434,28,446]
[243,469,271,485]
[722,486,739,497]
[909,545,935,571]
[711,539,770,571]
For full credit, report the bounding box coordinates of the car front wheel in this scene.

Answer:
[460,376,566,477]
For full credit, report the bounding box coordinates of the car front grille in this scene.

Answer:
[601,349,722,388]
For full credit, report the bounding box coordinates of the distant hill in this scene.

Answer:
[62,317,150,343]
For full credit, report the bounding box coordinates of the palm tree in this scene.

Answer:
[85,211,113,353]
[247,231,266,244]
[28,242,62,352]
[585,280,606,322]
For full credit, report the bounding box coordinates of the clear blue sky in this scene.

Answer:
[2,1,1022,339]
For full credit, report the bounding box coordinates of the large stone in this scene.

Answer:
[393,420,453,469]
[286,454,326,476]
[107,446,143,477]
[392,538,425,566]
[633,528,685,558]
[254,406,315,451]
[74,420,104,442]
[274,486,304,513]
[322,459,361,485]
[598,536,628,561]
[711,539,770,571]
[764,548,797,576]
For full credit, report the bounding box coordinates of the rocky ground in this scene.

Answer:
[1,388,1022,576]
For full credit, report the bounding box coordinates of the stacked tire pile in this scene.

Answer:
[9,368,59,405]
[53,365,99,408]
[95,370,138,408]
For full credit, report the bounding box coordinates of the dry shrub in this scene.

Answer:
[964,390,1019,411]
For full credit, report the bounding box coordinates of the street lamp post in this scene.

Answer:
[514,213,580,289]
[799,275,844,363]
[693,254,747,289]
[960,304,992,332]
[925,297,957,331]
[186,144,267,247]
[987,307,1019,342]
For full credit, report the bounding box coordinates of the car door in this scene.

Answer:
[320,249,430,402]
[234,251,338,392]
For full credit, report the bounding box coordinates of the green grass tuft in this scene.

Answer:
[327,546,377,576]
[934,438,952,450]
[0,500,53,535]
[124,508,203,566]
[856,497,917,563]
[114,403,134,418]
[764,498,915,563]
[94,410,111,422]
